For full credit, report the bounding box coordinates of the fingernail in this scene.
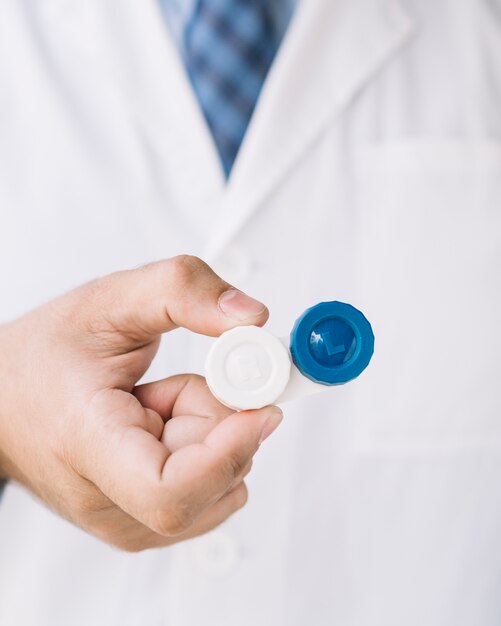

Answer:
[218,289,267,322]
[259,408,284,445]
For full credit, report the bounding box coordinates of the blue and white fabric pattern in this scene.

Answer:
[183,0,279,175]
[160,0,297,55]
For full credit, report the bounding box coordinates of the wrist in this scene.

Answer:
[0,324,13,481]
[0,439,9,480]
[0,431,10,480]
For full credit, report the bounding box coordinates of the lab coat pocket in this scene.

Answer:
[350,139,501,453]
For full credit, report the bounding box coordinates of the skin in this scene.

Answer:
[0,255,283,551]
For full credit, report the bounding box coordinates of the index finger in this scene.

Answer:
[73,256,269,347]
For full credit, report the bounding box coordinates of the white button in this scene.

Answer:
[191,530,240,576]
[205,325,292,410]
[212,244,253,284]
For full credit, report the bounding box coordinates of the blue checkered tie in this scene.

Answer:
[184,0,277,176]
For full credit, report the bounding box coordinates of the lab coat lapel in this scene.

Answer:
[46,0,415,255]
[205,0,416,260]
[46,0,226,238]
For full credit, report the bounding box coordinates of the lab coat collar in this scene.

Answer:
[46,0,416,257]
[205,0,416,259]
[46,0,227,241]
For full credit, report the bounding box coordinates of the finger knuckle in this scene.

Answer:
[224,452,248,481]
[70,490,113,517]
[242,459,253,478]
[89,518,160,553]
[152,505,193,537]
[99,531,153,553]
[111,539,149,553]
[232,484,249,511]
[167,255,207,285]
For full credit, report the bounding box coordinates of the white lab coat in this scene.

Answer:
[0,0,500,624]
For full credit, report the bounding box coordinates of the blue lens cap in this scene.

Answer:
[290,301,375,385]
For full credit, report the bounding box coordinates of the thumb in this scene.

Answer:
[68,255,269,345]
[77,391,283,536]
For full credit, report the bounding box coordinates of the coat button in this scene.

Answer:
[191,530,240,576]
[212,244,253,284]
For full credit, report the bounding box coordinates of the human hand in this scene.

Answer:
[0,256,282,550]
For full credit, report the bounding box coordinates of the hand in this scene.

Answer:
[0,256,283,551]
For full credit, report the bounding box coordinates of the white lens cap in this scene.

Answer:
[205,326,292,410]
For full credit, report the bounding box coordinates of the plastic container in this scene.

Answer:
[205,301,375,410]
